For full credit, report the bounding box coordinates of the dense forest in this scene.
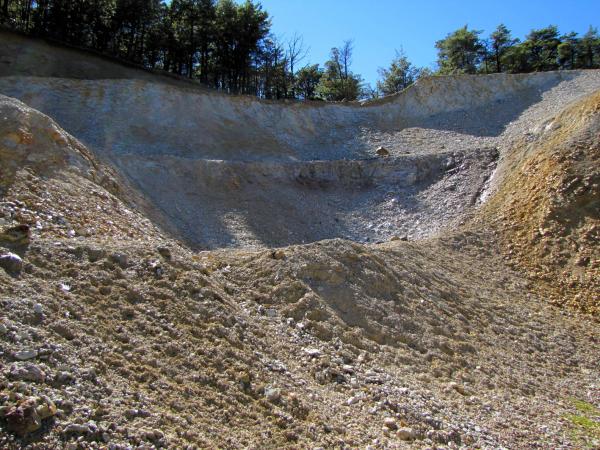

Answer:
[2,0,599,100]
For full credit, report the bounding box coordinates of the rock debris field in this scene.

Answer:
[0,31,599,449]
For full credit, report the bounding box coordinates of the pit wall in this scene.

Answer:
[0,70,579,162]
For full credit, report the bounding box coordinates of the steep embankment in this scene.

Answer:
[478,91,600,315]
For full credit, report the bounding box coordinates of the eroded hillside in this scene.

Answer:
[0,33,599,449]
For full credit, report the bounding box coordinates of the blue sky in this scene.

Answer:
[256,0,598,87]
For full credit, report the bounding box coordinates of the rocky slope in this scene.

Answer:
[0,33,599,449]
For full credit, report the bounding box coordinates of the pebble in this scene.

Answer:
[303,348,322,357]
[383,417,398,430]
[110,252,129,268]
[14,349,38,361]
[157,246,172,259]
[397,427,416,441]
[346,396,359,405]
[63,423,92,436]
[264,387,281,402]
[0,252,23,274]
[33,303,43,314]
[9,363,46,383]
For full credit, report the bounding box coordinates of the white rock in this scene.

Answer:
[264,387,281,402]
[303,348,321,357]
[0,252,23,274]
[397,427,415,441]
[14,349,38,361]
[383,417,398,430]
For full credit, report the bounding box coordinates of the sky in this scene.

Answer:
[255,0,598,87]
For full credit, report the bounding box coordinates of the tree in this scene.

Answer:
[316,40,362,101]
[295,64,322,100]
[576,26,600,68]
[522,25,561,71]
[558,32,578,69]
[285,32,308,98]
[489,24,517,72]
[435,25,483,74]
[376,48,418,96]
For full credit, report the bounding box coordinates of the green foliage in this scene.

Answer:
[316,41,362,101]
[435,25,483,74]
[489,24,517,72]
[376,48,419,96]
[1,2,599,100]
[565,399,600,447]
[295,64,322,100]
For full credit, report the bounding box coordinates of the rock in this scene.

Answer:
[346,396,359,405]
[342,364,354,374]
[397,427,416,441]
[36,399,57,419]
[271,249,286,260]
[32,303,43,314]
[51,321,75,340]
[63,423,91,436]
[376,146,390,157]
[157,246,172,260]
[9,363,46,383]
[0,251,23,274]
[383,417,398,430]
[54,371,76,386]
[14,349,37,361]
[86,247,106,262]
[0,224,31,245]
[303,348,322,358]
[5,398,41,435]
[264,387,281,402]
[109,252,129,268]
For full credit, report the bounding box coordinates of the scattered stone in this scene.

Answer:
[109,252,129,268]
[303,348,322,358]
[157,246,172,259]
[0,251,23,274]
[397,427,416,441]
[9,363,46,383]
[376,146,390,157]
[32,303,43,314]
[63,423,91,436]
[271,249,286,260]
[5,398,42,435]
[383,417,398,430]
[14,349,38,361]
[0,224,31,245]
[264,387,281,402]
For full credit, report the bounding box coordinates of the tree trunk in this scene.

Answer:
[2,0,9,22]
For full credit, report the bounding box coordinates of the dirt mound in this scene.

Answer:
[478,91,600,315]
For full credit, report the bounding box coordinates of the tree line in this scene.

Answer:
[1,1,599,100]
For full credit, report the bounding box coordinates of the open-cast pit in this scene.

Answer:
[1,67,598,248]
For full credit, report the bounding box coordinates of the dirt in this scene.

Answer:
[0,33,599,449]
